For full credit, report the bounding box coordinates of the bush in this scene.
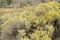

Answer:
[0,1,60,40]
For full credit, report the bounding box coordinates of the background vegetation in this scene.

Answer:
[0,0,60,8]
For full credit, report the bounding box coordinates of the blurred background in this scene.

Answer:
[0,0,60,8]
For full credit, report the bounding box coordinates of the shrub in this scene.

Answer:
[0,1,60,40]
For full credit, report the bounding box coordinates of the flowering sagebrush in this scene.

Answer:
[0,1,60,40]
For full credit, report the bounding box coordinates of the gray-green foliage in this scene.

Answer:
[0,0,12,8]
[7,0,12,5]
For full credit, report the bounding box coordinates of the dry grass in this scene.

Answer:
[0,8,24,13]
